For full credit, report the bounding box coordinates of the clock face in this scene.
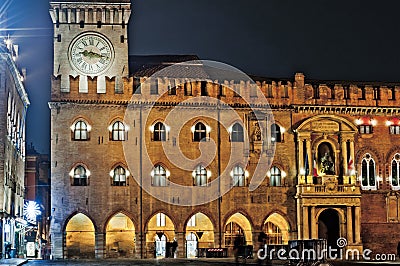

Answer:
[68,33,114,75]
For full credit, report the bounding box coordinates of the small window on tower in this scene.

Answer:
[79,21,84,28]
[120,35,125,43]
[97,21,102,28]
[57,34,61,42]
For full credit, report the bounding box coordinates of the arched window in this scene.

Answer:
[270,166,281,186]
[72,165,88,186]
[111,121,126,141]
[112,166,127,186]
[361,153,376,189]
[391,154,400,189]
[73,120,89,140]
[232,165,245,187]
[224,222,245,248]
[153,122,166,141]
[264,222,282,245]
[193,165,208,186]
[193,122,207,142]
[271,124,282,143]
[231,123,244,142]
[152,165,168,187]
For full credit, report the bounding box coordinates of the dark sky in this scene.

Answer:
[6,0,400,153]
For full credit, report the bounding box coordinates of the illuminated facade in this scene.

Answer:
[49,0,400,260]
[0,36,30,257]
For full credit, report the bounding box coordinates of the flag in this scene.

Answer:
[348,156,354,175]
[304,153,309,176]
[313,156,318,177]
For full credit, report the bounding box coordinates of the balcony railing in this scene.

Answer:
[297,184,361,194]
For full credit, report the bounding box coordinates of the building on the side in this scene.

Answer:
[0,35,30,257]
[25,143,51,258]
[49,0,400,260]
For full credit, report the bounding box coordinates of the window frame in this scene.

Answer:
[231,123,244,142]
[390,125,400,135]
[72,120,90,141]
[193,122,208,142]
[271,123,282,143]
[360,153,377,190]
[270,166,282,187]
[193,165,208,186]
[232,165,246,187]
[72,165,89,186]
[112,166,127,186]
[153,122,167,141]
[110,121,127,141]
[359,125,373,134]
[152,165,168,187]
[391,154,400,190]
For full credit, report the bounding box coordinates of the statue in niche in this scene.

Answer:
[253,122,262,141]
[320,152,335,175]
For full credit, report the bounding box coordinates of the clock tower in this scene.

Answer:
[49,0,131,93]
[48,0,131,259]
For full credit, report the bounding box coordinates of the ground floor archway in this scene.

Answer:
[146,212,175,258]
[224,213,252,257]
[105,212,135,258]
[185,212,215,258]
[318,208,340,249]
[263,212,290,245]
[65,213,95,259]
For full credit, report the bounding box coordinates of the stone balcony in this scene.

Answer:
[297,184,361,196]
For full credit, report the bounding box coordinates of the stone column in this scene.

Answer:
[176,231,185,258]
[297,201,302,239]
[346,206,353,244]
[299,138,304,176]
[306,139,312,183]
[310,206,317,239]
[303,206,309,239]
[95,232,105,259]
[135,232,143,259]
[354,206,361,243]
[50,231,64,259]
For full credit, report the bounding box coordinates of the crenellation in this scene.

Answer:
[50,3,130,25]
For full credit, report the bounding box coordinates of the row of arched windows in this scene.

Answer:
[71,119,284,143]
[360,153,400,190]
[72,120,127,141]
[69,164,285,187]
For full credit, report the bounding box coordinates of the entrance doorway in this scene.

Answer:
[318,209,340,249]
[186,232,198,258]
[155,234,167,258]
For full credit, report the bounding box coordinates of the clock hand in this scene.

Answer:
[79,50,109,60]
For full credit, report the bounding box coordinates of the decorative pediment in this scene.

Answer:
[295,115,358,133]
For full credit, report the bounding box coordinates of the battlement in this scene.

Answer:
[49,1,131,26]
[51,72,400,109]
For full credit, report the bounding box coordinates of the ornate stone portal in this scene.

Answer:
[295,115,363,252]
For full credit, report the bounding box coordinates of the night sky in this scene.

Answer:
[5,0,400,154]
